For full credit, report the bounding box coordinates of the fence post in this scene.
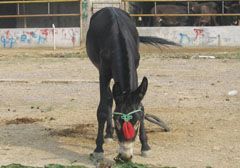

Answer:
[222,1,224,14]
[48,2,50,14]
[154,2,157,14]
[80,0,83,46]
[52,24,56,50]
[218,34,221,47]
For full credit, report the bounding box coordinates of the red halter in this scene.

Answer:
[122,121,135,140]
[113,109,142,140]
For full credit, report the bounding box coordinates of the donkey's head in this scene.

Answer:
[113,77,148,161]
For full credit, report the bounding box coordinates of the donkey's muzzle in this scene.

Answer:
[116,142,134,162]
[114,153,133,162]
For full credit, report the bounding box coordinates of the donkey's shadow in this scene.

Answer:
[0,123,96,166]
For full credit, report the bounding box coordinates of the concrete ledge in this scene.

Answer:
[0,28,80,48]
[1,26,239,48]
[138,26,240,47]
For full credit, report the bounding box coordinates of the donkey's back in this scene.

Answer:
[86,7,140,70]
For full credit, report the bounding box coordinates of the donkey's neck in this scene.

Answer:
[125,69,138,93]
[128,66,138,92]
[109,9,139,93]
[118,71,138,93]
[111,43,138,93]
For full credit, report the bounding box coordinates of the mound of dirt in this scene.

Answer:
[50,123,96,140]
[5,118,42,125]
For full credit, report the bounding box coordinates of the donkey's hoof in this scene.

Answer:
[90,152,104,163]
[141,150,151,157]
[105,138,113,143]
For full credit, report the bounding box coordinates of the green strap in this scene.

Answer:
[113,109,142,122]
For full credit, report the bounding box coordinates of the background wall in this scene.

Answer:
[138,26,240,47]
[1,26,240,48]
[0,28,80,48]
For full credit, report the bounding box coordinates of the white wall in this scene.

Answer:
[0,28,80,48]
[1,26,240,48]
[138,26,240,47]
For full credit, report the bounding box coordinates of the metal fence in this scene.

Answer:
[0,0,83,46]
[0,0,82,28]
[122,0,240,17]
[92,1,122,14]
[0,0,82,18]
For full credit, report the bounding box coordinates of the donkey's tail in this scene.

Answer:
[144,113,170,132]
[139,36,181,47]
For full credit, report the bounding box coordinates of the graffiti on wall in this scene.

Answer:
[1,31,14,48]
[61,28,79,47]
[179,28,219,46]
[138,26,240,47]
[0,28,80,48]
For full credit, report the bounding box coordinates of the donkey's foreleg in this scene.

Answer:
[91,69,112,162]
[104,88,114,141]
[90,102,107,162]
[94,103,107,153]
[91,100,110,162]
[139,113,151,157]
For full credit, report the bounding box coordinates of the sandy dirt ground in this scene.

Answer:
[0,48,239,168]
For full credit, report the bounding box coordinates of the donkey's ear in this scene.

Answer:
[133,77,148,103]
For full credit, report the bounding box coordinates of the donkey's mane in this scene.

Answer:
[109,8,139,92]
